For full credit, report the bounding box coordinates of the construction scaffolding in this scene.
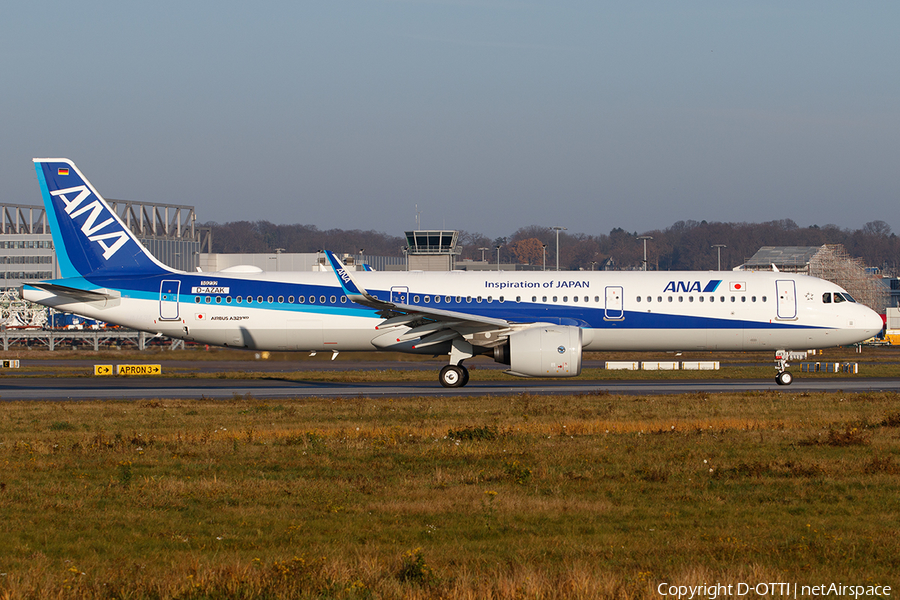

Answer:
[808,245,888,313]
[742,245,888,313]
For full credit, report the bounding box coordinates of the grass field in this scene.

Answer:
[1,389,899,599]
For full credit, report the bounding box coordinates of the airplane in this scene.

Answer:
[22,158,884,387]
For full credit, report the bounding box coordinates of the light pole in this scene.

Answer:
[359,248,365,269]
[550,226,566,271]
[712,244,726,271]
[496,245,502,271]
[542,244,547,271]
[637,236,653,271]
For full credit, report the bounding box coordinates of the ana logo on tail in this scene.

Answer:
[52,185,129,260]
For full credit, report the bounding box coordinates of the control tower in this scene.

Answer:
[404,230,461,271]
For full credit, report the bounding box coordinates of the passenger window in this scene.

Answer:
[698,296,704,302]
[553,296,558,302]
[266,295,273,303]
[247,296,253,304]
[258,296,264,303]
[761,296,766,302]
[741,296,746,302]
[413,295,420,303]
[708,296,713,303]
[689,296,694,302]
[731,296,735,302]
[278,296,284,303]
[720,296,725,302]
[594,296,600,302]
[574,296,579,303]
[319,295,326,304]
[584,296,589,302]
[236,297,242,304]
[563,296,568,302]
[288,296,294,303]
[456,296,461,303]
[330,295,336,303]
[487,296,493,303]
[678,296,683,303]
[751,296,756,302]
[668,296,673,302]
[309,296,315,303]
[531,296,536,302]
[636,296,641,302]
[205,296,211,304]
[476,296,482,303]
[466,296,472,303]
[500,296,506,303]
[194,297,200,303]
[424,296,430,303]
[657,296,662,302]
[445,296,452,303]
[226,296,232,304]
[298,296,304,304]
[341,296,347,303]
[543,296,548,302]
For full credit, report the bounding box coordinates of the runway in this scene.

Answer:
[3,375,900,401]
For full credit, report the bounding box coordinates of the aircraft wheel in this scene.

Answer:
[776,371,793,386]
[440,365,466,388]
[460,365,470,387]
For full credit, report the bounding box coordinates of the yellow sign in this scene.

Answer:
[116,364,162,376]
[94,364,113,376]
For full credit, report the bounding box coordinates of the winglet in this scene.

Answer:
[323,250,370,301]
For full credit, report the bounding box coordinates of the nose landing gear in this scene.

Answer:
[775,350,806,386]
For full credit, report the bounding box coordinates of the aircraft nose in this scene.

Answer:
[864,309,885,335]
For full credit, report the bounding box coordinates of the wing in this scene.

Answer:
[323,250,517,349]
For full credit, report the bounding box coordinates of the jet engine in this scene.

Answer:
[493,325,582,377]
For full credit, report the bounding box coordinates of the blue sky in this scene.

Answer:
[2,1,898,237]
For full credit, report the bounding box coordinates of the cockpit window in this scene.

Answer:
[825,291,857,304]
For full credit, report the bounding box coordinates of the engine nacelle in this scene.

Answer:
[499,325,583,378]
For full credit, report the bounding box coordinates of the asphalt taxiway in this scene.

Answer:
[3,375,900,401]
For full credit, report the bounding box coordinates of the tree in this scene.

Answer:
[510,238,545,265]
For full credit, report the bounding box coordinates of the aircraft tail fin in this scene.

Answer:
[33,159,173,278]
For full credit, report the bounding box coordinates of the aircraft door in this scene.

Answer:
[391,286,409,304]
[604,286,624,320]
[159,280,181,320]
[776,280,797,320]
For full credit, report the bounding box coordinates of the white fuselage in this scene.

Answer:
[23,269,883,353]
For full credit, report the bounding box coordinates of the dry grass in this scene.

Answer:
[1,391,899,598]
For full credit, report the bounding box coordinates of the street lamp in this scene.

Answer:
[542,244,547,271]
[496,245,502,271]
[637,236,653,271]
[712,244,726,271]
[550,226,566,271]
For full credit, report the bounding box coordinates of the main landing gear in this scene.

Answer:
[440,338,475,388]
[775,349,806,386]
[439,364,470,388]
